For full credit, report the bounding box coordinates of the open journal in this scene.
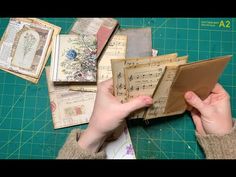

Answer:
[0,18,61,83]
[111,54,231,120]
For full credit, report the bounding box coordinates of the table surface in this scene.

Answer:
[0,18,235,159]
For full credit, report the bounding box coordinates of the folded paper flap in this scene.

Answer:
[180,55,232,67]
[164,55,232,114]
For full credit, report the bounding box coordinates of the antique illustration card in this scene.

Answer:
[46,67,96,129]
[0,18,61,83]
[70,18,119,58]
[51,34,97,83]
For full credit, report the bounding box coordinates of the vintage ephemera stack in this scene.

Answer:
[0,18,61,83]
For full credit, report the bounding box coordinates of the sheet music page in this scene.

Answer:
[143,56,188,119]
[145,66,184,119]
[111,54,189,104]
[124,64,166,118]
[98,35,127,83]
[125,65,166,99]
[111,55,188,118]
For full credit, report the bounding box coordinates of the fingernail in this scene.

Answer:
[185,92,193,100]
[144,97,153,105]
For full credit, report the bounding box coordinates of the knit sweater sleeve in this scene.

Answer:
[57,129,106,159]
[196,120,236,159]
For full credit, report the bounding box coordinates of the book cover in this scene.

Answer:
[70,18,119,59]
[69,34,127,92]
[51,34,97,83]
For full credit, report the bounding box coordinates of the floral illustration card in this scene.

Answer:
[51,34,97,83]
[0,18,61,83]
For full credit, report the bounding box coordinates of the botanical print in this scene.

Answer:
[12,29,39,70]
[22,31,38,58]
[10,23,52,76]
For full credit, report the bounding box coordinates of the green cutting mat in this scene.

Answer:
[0,18,235,159]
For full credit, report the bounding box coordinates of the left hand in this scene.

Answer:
[78,79,153,152]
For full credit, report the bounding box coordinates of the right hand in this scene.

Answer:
[184,83,233,136]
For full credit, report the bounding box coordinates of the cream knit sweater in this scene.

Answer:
[57,122,236,159]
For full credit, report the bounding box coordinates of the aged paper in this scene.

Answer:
[0,18,61,84]
[98,35,127,83]
[125,65,166,99]
[69,85,97,92]
[70,18,119,58]
[124,56,188,119]
[145,66,184,119]
[124,64,166,118]
[111,53,178,103]
[69,34,127,92]
[51,34,97,83]
[46,67,96,129]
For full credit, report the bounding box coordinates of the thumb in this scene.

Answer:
[184,91,205,113]
[122,96,153,114]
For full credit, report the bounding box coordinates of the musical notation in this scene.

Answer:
[145,66,179,119]
[112,54,189,119]
[98,35,127,83]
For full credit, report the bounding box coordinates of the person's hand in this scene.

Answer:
[184,83,233,136]
[78,79,153,152]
